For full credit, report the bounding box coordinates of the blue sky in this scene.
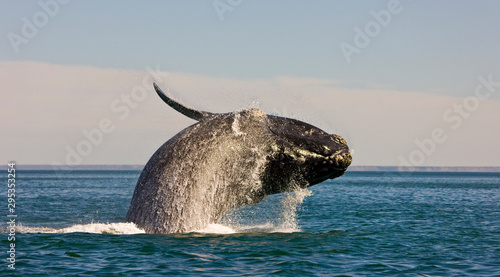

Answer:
[1,1,500,166]
[3,1,499,94]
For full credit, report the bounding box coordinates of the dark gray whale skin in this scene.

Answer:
[126,84,352,234]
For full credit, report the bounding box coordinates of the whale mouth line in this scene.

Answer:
[274,145,351,170]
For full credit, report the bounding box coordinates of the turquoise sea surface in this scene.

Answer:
[1,170,499,276]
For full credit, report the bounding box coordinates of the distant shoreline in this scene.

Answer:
[2,164,500,173]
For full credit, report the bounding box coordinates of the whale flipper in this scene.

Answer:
[153,82,216,121]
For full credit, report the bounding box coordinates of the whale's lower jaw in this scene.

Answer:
[262,144,352,191]
[319,151,352,180]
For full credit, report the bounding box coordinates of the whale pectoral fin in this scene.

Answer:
[153,83,216,121]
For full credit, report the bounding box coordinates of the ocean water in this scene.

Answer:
[1,170,499,276]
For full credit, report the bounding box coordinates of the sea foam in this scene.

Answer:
[18,222,145,235]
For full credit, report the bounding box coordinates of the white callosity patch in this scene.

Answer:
[231,112,245,136]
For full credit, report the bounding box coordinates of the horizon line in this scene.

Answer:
[3,164,500,173]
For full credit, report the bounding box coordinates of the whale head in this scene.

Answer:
[262,115,352,194]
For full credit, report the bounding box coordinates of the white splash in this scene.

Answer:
[277,188,313,231]
[192,223,299,234]
[18,222,145,235]
[215,187,313,234]
[234,223,299,233]
[193,224,236,234]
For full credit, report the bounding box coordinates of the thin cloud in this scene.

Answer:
[1,61,499,166]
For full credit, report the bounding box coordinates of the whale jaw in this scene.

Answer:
[261,115,352,194]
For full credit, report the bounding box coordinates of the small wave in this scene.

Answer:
[18,222,145,235]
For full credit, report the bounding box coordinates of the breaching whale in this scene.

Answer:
[126,83,352,234]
